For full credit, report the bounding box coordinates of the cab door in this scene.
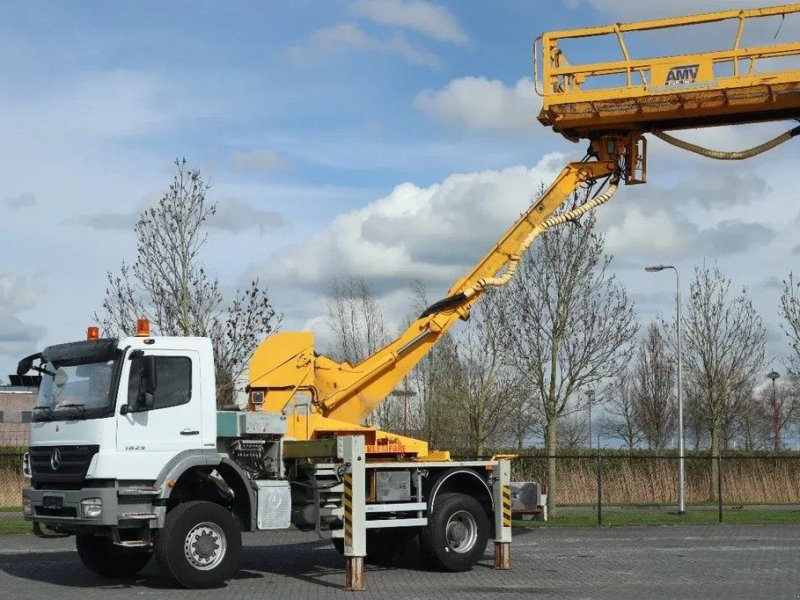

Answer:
[116,349,203,480]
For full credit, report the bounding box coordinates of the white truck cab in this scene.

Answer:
[21,333,263,587]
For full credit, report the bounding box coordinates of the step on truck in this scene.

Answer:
[18,2,800,591]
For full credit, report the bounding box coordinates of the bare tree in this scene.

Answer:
[325,276,400,430]
[500,384,539,451]
[682,379,707,450]
[95,159,279,407]
[554,412,589,448]
[676,265,765,498]
[600,371,642,450]
[752,380,799,450]
[780,272,800,379]
[633,323,676,449]
[733,389,772,451]
[404,281,467,451]
[326,276,389,365]
[495,209,638,514]
[439,294,523,457]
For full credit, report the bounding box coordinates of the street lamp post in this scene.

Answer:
[645,264,685,515]
[767,371,780,453]
[389,381,417,436]
[586,389,595,450]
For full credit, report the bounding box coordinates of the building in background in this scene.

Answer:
[0,375,39,447]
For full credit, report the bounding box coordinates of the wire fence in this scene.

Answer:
[509,453,800,526]
[3,449,800,525]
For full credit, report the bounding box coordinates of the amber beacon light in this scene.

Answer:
[135,319,150,337]
[86,326,100,341]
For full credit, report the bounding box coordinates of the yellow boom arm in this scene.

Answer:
[248,3,800,457]
[248,148,620,456]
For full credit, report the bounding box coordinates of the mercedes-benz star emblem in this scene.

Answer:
[50,448,62,471]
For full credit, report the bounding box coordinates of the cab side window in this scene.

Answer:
[128,356,192,410]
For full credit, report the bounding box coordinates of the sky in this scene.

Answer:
[2,0,800,399]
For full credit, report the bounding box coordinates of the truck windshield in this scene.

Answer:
[34,359,119,422]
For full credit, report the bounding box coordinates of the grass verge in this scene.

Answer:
[0,520,31,535]
[515,509,800,528]
[0,506,21,513]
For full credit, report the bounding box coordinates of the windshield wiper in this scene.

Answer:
[32,406,54,421]
[55,403,88,418]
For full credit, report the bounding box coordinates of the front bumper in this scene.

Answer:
[24,486,120,528]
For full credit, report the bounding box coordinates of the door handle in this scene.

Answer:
[180,429,200,436]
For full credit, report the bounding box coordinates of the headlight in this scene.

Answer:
[80,498,102,519]
[22,497,32,516]
[21,453,31,478]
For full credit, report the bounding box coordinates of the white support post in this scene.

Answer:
[492,459,512,570]
[338,435,366,591]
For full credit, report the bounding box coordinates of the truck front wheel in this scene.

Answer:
[155,501,242,589]
[76,534,153,578]
[420,493,489,572]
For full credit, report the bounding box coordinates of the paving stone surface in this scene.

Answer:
[0,525,798,599]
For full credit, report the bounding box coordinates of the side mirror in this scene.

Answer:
[127,354,158,412]
[17,353,41,377]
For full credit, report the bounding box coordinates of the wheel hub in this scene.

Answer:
[195,532,217,558]
[451,522,467,543]
[445,510,478,554]
[184,522,227,571]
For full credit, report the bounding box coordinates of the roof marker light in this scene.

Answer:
[136,319,150,337]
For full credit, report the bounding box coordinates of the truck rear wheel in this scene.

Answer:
[420,493,489,572]
[155,501,241,589]
[76,534,152,578]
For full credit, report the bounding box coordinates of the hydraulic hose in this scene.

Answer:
[418,175,622,318]
[461,177,619,298]
[653,124,800,160]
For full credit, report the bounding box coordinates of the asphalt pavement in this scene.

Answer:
[0,524,798,599]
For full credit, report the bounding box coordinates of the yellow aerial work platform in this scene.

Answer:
[537,4,800,141]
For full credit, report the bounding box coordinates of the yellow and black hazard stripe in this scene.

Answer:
[502,485,512,527]
[343,473,353,546]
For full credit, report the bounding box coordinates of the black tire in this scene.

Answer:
[155,501,242,589]
[420,493,489,572]
[76,534,153,578]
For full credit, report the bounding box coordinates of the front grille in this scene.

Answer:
[29,445,99,486]
[35,506,78,518]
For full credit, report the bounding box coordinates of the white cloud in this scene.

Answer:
[78,194,283,235]
[230,150,291,172]
[288,23,439,69]
[0,273,41,316]
[351,0,469,45]
[4,192,36,209]
[0,273,46,361]
[415,77,540,134]
[384,32,440,68]
[212,197,284,233]
[309,22,375,48]
[600,184,775,260]
[261,155,564,295]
